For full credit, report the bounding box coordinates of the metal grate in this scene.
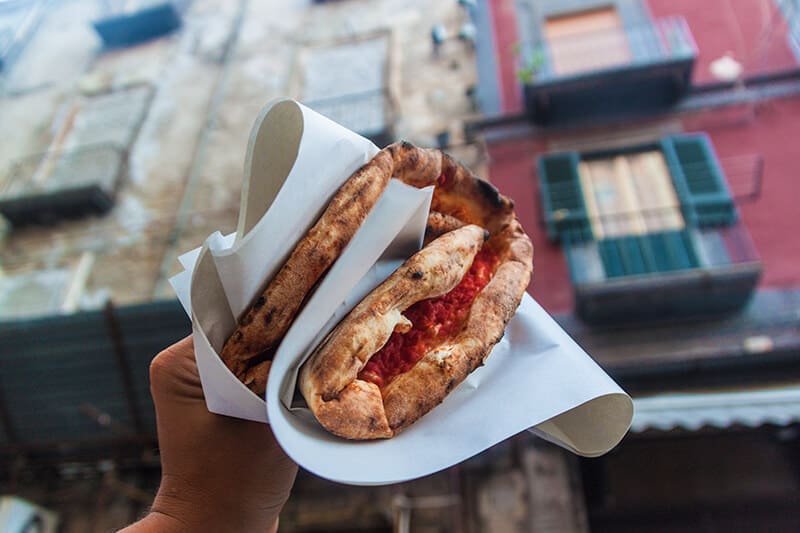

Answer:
[520,16,697,82]
[0,300,190,452]
[304,89,393,146]
[3,143,127,198]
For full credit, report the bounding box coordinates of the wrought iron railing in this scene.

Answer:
[304,89,393,144]
[1,143,127,199]
[559,207,760,287]
[537,151,763,236]
[519,16,697,83]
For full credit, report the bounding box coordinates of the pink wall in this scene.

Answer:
[488,138,573,314]
[683,98,800,289]
[647,0,799,85]
[488,97,800,315]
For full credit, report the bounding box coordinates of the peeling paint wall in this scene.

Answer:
[1,0,480,313]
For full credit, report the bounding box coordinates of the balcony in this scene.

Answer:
[0,300,189,455]
[537,134,763,323]
[304,89,395,148]
[0,86,150,227]
[521,16,697,125]
[0,143,127,226]
[564,216,761,324]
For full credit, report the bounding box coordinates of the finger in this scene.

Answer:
[150,335,204,402]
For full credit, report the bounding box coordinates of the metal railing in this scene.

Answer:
[304,88,393,140]
[538,152,763,232]
[519,16,697,83]
[720,153,764,202]
[560,207,761,286]
[0,299,189,455]
[1,143,127,198]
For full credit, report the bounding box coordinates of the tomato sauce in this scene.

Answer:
[358,247,499,389]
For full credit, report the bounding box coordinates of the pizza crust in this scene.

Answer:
[424,211,466,246]
[299,225,487,439]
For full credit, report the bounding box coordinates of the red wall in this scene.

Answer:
[646,0,799,85]
[683,98,800,288]
[488,97,800,314]
[488,138,573,313]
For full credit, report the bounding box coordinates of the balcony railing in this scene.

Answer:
[304,89,395,148]
[0,143,127,225]
[523,16,696,84]
[560,207,761,323]
[521,16,697,124]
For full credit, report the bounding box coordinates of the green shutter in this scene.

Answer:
[598,230,700,278]
[537,152,592,242]
[661,134,737,227]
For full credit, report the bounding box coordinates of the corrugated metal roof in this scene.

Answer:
[0,300,189,450]
[631,385,800,432]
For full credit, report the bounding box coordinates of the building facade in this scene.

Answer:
[2,0,800,531]
[472,0,800,530]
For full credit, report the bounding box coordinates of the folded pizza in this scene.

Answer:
[299,149,533,439]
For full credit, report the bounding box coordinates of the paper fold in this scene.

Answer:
[168,98,633,485]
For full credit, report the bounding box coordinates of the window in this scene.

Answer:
[538,134,758,321]
[543,7,632,76]
[578,150,684,239]
[539,134,737,244]
[539,135,736,284]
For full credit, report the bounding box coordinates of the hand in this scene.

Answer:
[121,336,297,533]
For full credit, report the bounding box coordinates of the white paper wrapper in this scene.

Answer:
[170,98,633,485]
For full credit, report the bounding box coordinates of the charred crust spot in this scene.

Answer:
[263,309,274,325]
[253,296,266,308]
[235,330,244,341]
[412,270,424,279]
[483,230,490,242]
[240,313,254,326]
[342,182,367,209]
[476,178,505,208]
[405,149,419,170]
[446,379,456,392]
[368,416,378,430]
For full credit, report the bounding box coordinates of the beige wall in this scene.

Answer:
[0,0,480,311]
